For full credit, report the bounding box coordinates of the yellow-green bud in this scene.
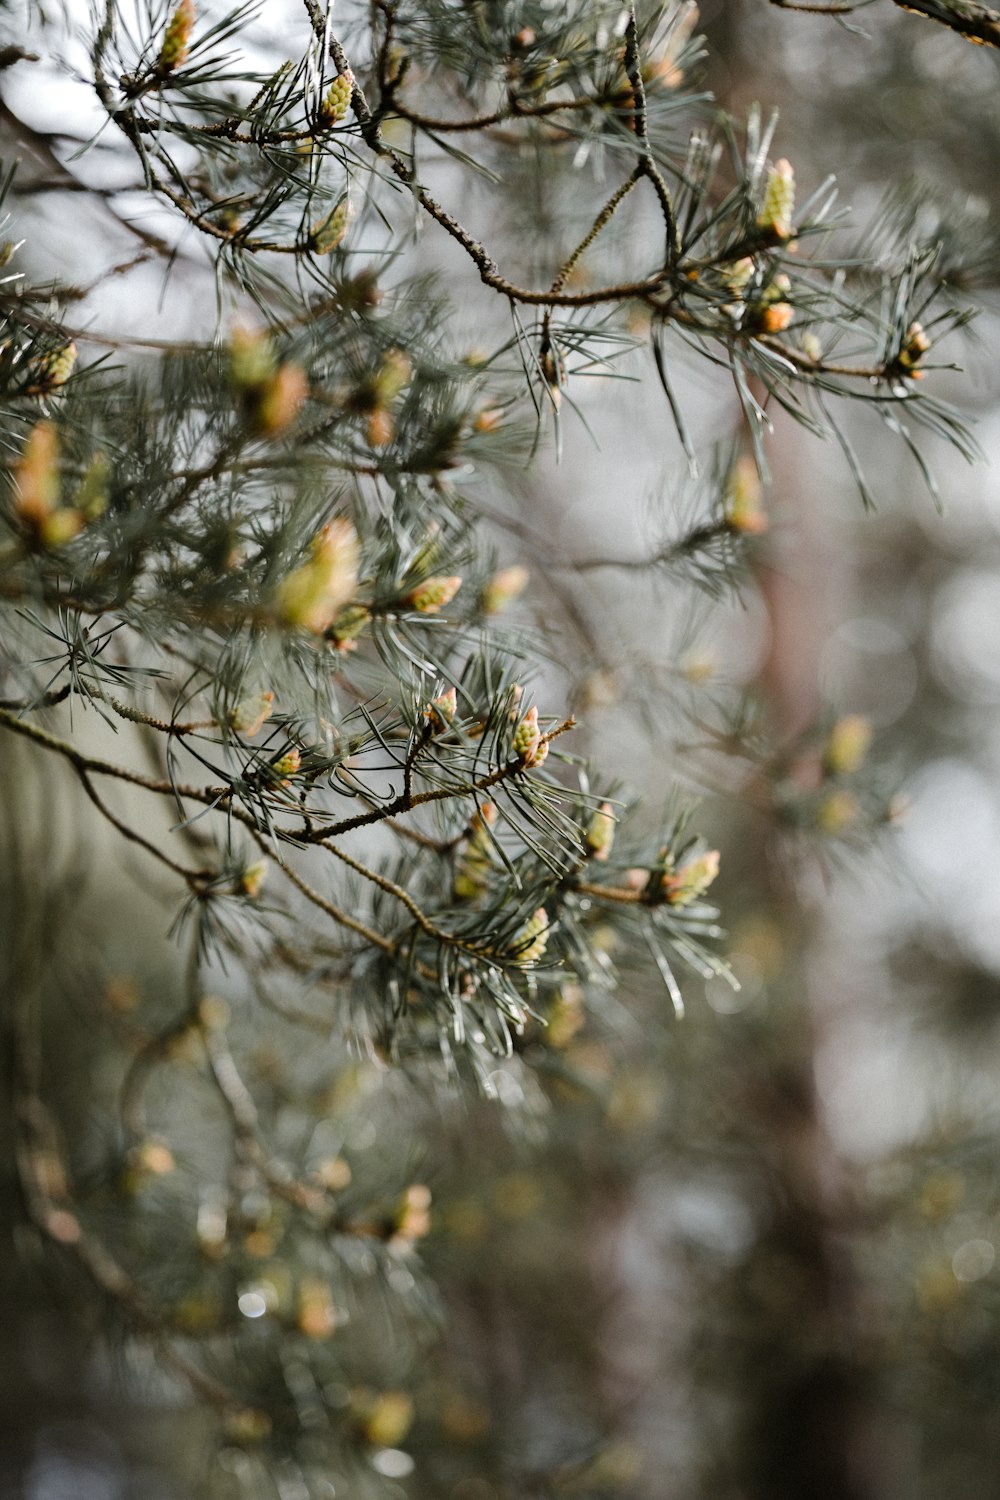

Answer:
[276,519,360,633]
[12,421,86,548]
[374,348,413,405]
[725,257,754,296]
[39,509,85,548]
[510,907,550,966]
[297,1277,337,1339]
[662,849,720,906]
[585,802,616,861]
[308,195,352,254]
[816,788,858,835]
[482,564,529,615]
[157,0,195,74]
[318,72,353,126]
[25,341,77,395]
[512,704,548,767]
[392,1185,431,1244]
[129,1138,176,1177]
[453,802,497,900]
[800,331,823,363]
[13,421,59,527]
[238,860,268,899]
[74,453,110,520]
[230,691,274,737]
[723,456,767,535]
[757,157,795,241]
[896,321,931,377]
[228,328,306,435]
[823,714,872,777]
[407,575,462,614]
[426,686,457,731]
[327,602,370,652]
[253,364,308,437]
[271,746,301,781]
[362,1391,416,1447]
[229,325,276,390]
[546,983,585,1048]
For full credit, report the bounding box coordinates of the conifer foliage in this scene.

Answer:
[0,1,990,1495]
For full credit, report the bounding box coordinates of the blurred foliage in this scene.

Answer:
[2,2,1000,1499]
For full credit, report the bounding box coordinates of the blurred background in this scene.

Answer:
[4,2,1000,1497]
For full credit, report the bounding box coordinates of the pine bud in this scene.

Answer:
[229,325,276,390]
[473,405,504,434]
[896,320,931,378]
[800,331,823,363]
[271,746,301,782]
[374,348,413,405]
[25,340,77,395]
[510,907,550,966]
[315,1155,352,1191]
[760,301,794,334]
[482,564,529,615]
[129,1138,176,1176]
[539,344,562,409]
[363,1391,415,1447]
[229,328,307,436]
[725,257,754,296]
[473,798,498,835]
[298,1278,337,1339]
[38,509,85,548]
[546,983,585,1048]
[757,158,796,241]
[327,602,370,652]
[253,362,308,437]
[723,456,768,535]
[407,521,442,578]
[277,518,360,633]
[816,788,858,835]
[425,686,457,731]
[13,420,58,525]
[643,1,698,88]
[512,704,548,767]
[157,0,195,74]
[318,71,352,127]
[365,407,394,447]
[74,453,110,520]
[393,1184,431,1244]
[823,714,871,777]
[662,849,720,906]
[453,802,497,900]
[407,574,462,614]
[12,421,84,548]
[513,704,539,757]
[308,195,352,254]
[585,802,616,861]
[230,690,274,737]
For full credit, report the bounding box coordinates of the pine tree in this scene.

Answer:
[1,2,996,1497]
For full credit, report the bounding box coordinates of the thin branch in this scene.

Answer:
[771,0,1000,46]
